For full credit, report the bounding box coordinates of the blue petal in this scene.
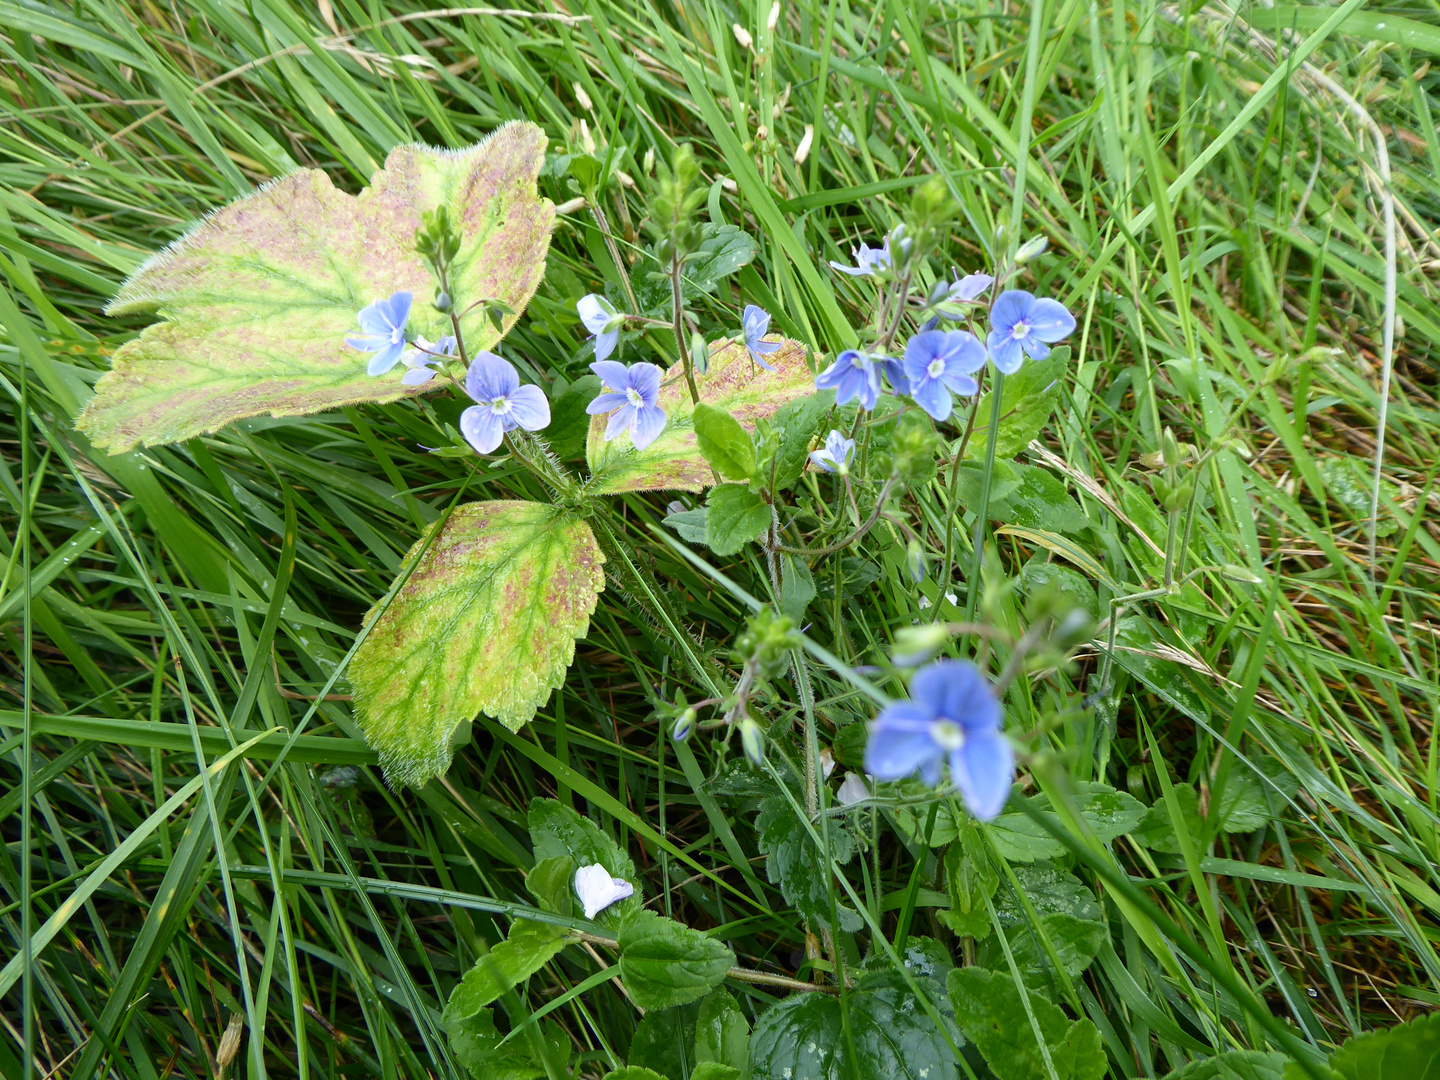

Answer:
[986,332,1025,375]
[911,377,953,422]
[1022,337,1051,361]
[347,335,386,352]
[367,341,405,376]
[356,300,394,337]
[460,405,505,454]
[466,352,520,402]
[942,373,979,397]
[1027,297,1075,342]
[865,728,943,782]
[586,391,629,415]
[508,384,551,431]
[630,362,663,405]
[988,290,1031,335]
[748,348,778,372]
[950,732,1015,821]
[908,660,1000,733]
[590,360,631,390]
[594,328,620,362]
[401,366,436,386]
[576,293,616,334]
[829,260,870,277]
[945,331,988,375]
[808,449,836,473]
[631,403,667,449]
[605,404,637,441]
[385,291,413,331]
[743,304,770,340]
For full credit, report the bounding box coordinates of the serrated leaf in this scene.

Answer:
[705,484,770,556]
[79,123,553,451]
[683,223,759,294]
[603,1069,669,1080]
[527,856,575,917]
[444,1006,569,1080]
[939,819,998,939]
[948,967,1107,1080]
[618,910,735,1011]
[965,346,1070,461]
[1163,1050,1288,1080]
[692,1065,742,1080]
[629,999,701,1078]
[664,507,708,543]
[993,465,1088,535]
[547,374,602,460]
[349,502,605,788]
[994,866,1103,928]
[586,337,815,493]
[778,553,816,623]
[445,920,572,1021]
[695,989,749,1071]
[755,795,861,933]
[988,783,1146,861]
[528,797,639,900]
[772,392,825,491]
[982,912,1108,991]
[1287,1010,1440,1080]
[749,970,960,1080]
[693,403,758,481]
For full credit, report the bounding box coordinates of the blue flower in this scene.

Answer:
[985,290,1076,375]
[877,356,910,397]
[814,349,881,410]
[864,659,1014,821]
[946,271,993,304]
[741,304,783,371]
[828,226,907,277]
[399,334,457,386]
[808,429,855,474]
[348,291,413,376]
[577,293,624,362]
[587,360,668,450]
[459,352,551,454]
[902,329,987,422]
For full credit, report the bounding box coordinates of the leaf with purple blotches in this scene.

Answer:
[349,501,605,789]
[78,122,553,451]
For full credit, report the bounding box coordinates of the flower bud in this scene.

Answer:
[739,717,765,765]
[432,290,453,313]
[579,118,596,156]
[892,622,950,667]
[574,82,593,112]
[1015,235,1050,263]
[643,147,656,175]
[1161,427,1185,468]
[672,708,697,742]
[1162,481,1194,513]
[732,23,753,50]
[1221,563,1263,584]
[767,1,781,31]
[906,539,926,583]
[795,124,814,165]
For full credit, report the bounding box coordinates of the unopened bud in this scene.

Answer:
[432,290,453,313]
[819,747,835,779]
[216,1014,244,1069]
[732,23,753,50]
[739,717,765,765]
[755,124,769,142]
[672,708,697,742]
[574,82,593,112]
[1221,563,1263,584]
[579,118,596,156]
[1015,235,1050,263]
[795,124,814,165]
[690,331,710,375]
[643,147,655,175]
[892,623,950,667]
[1162,481,1193,513]
[615,169,636,189]
[1161,427,1185,468]
[767,1,781,32]
[906,539,926,583]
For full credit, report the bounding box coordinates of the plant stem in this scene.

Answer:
[963,370,1005,623]
[669,254,701,405]
[588,198,639,314]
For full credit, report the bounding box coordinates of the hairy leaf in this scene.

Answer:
[949,967,1106,1080]
[693,403,757,481]
[445,921,572,1021]
[629,1000,701,1079]
[989,784,1147,861]
[939,818,998,939]
[1163,1051,1288,1080]
[586,336,815,493]
[444,1006,569,1080]
[695,989,749,1071]
[618,909,734,1010]
[80,123,552,450]
[705,483,770,556]
[349,501,605,789]
[755,795,861,933]
[1286,1011,1440,1080]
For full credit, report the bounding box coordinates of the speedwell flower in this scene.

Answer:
[828,226,907,277]
[399,334,456,386]
[864,659,1014,821]
[814,349,881,410]
[348,291,413,376]
[587,360,667,450]
[808,429,855,475]
[877,356,911,397]
[459,353,551,455]
[985,290,1076,375]
[741,304,782,371]
[902,329,987,422]
[577,293,624,362]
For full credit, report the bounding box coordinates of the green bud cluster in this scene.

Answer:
[734,606,801,679]
[416,205,462,267]
[889,411,941,486]
[649,144,706,263]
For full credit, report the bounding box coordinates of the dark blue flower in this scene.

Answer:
[814,349,881,410]
[808,429,855,474]
[902,329,987,422]
[985,290,1075,375]
[459,353,551,454]
[864,659,1014,821]
[577,293,623,362]
[741,304,783,371]
[348,291,413,376]
[587,360,668,450]
[877,355,910,396]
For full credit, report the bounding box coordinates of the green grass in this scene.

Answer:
[1,0,1438,1077]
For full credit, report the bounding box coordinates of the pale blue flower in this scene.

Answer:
[742,304,782,371]
[946,271,993,304]
[399,334,457,386]
[828,226,907,277]
[459,353,551,454]
[864,659,1014,821]
[348,291,413,376]
[587,360,667,450]
[808,429,855,475]
[902,329,987,422]
[577,293,623,362]
[877,356,910,397]
[814,349,880,410]
[985,290,1076,375]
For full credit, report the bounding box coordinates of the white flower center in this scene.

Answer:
[390,326,405,345]
[625,386,644,407]
[927,358,945,379]
[931,719,965,752]
[489,396,512,415]
[1010,320,1031,340]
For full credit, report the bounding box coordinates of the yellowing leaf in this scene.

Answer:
[585,336,815,493]
[350,501,605,789]
[79,122,553,451]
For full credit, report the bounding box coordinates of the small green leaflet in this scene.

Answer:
[965,345,1071,461]
[695,989,749,1071]
[949,967,1107,1080]
[705,484,771,556]
[988,783,1147,862]
[586,336,816,493]
[445,920,572,1020]
[1162,1051,1287,1080]
[349,502,605,789]
[80,122,553,451]
[617,909,734,1010]
[528,797,640,929]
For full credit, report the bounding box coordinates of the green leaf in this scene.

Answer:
[79,123,553,451]
[349,502,606,789]
[982,912,1107,991]
[705,484,770,556]
[526,855,576,917]
[617,909,734,1011]
[444,1006,569,1080]
[772,393,825,491]
[1162,1050,1288,1080]
[948,967,1107,1080]
[527,797,640,911]
[1131,784,1202,854]
[547,374,602,460]
[988,783,1146,862]
[586,337,816,493]
[444,920,572,1021]
[682,223,759,295]
[629,999,701,1079]
[664,507,708,544]
[691,1065,742,1080]
[939,818,998,939]
[603,1069,670,1080]
[993,465,1088,535]
[695,989,749,1071]
[693,403,758,481]
[994,866,1103,928]
[749,969,960,1080]
[755,795,861,933]
[965,346,1070,461]
[1286,1011,1440,1080]
[1019,562,1098,619]
[778,554,816,623]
